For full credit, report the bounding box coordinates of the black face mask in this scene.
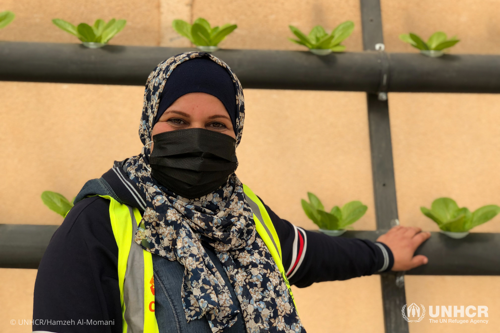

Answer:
[149,128,238,199]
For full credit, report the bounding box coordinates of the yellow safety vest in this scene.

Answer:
[100,184,296,333]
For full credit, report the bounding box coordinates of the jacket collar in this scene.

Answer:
[74,160,147,212]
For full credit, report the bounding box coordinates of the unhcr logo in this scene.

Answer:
[401,304,489,324]
[401,303,426,322]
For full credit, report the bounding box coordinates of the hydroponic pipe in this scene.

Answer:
[1,42,500,93]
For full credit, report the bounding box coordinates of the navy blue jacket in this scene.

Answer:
[33,166,393,332]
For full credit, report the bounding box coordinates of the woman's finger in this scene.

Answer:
[410,255,429,269]
[412,231,431,247]
[392,225,404,233]
[404,226,422,237]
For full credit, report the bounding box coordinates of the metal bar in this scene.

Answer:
[359,0,409,332]
[366,94,399,227]
[360,0,384,50]
[2,225,499,275]
[0,41,380,90]
[0,224,58,269]
[389,53,500,93]
[342,231,500,276]
[1,42,500,93]
[379,272,408,330]
[367,91,410,333]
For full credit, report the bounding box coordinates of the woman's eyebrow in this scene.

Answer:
[208,115,231,120]
[164,110,190,117]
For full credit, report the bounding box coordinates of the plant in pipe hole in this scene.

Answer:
[301,192,367,236]
[173,18,237,52]
[52,18,126,48]
[421,198,500,238]
[0,11,15,29]
[41,191,74,217]
[399,32,459,57]
[288,21,354,56]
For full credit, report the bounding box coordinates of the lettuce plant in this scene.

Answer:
[52,18,126,48]
[41,191,74,217]
[173,18,237,51]
[288,21,354,55]
[399,32,459,57]
[421,198,500,232]
[0,11,15,29]
[301,192,367,230]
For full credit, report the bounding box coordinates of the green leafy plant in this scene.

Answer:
[288,21,354,55]
[52,18,126,47]
[399,32,459,56]
[421,198,500,232]
[173,18,237,50]
[41,191,74,217]
[301,192,367,230]
[0,11,15,29]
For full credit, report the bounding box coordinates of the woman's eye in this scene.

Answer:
[167,118,187,125]
[208,122,227,129]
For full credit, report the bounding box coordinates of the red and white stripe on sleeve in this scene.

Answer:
[285,225,308,279]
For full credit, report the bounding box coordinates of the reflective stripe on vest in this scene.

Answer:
[242,184,297,311]
[106,195,158,333]
[102,183,298,332]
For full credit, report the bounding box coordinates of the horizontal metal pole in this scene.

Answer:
[342,230,500,275]
[1,42,500,93]
[0,224,58,269]
[1,224,499,275]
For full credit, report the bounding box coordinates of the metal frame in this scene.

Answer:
[0,224,58,269]
[359,0,409,331]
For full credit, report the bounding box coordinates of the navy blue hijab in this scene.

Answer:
[155,57,238,135]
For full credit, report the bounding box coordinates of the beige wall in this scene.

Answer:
[390,93,500,234]
[1,1,499,332]
[381,0,500,54]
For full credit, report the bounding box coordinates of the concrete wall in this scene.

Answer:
[1,0,499,332]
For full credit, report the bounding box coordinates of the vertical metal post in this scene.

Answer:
[359,1,410,332]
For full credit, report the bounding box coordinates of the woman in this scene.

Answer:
[33,52,430,333]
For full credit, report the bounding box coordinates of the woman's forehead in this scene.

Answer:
[160,93,230,118]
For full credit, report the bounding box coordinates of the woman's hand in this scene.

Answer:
[376,226,431,271]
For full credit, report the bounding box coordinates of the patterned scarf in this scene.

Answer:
[122,52,304,332]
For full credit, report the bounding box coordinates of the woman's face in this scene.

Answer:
[151,92,235,149]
